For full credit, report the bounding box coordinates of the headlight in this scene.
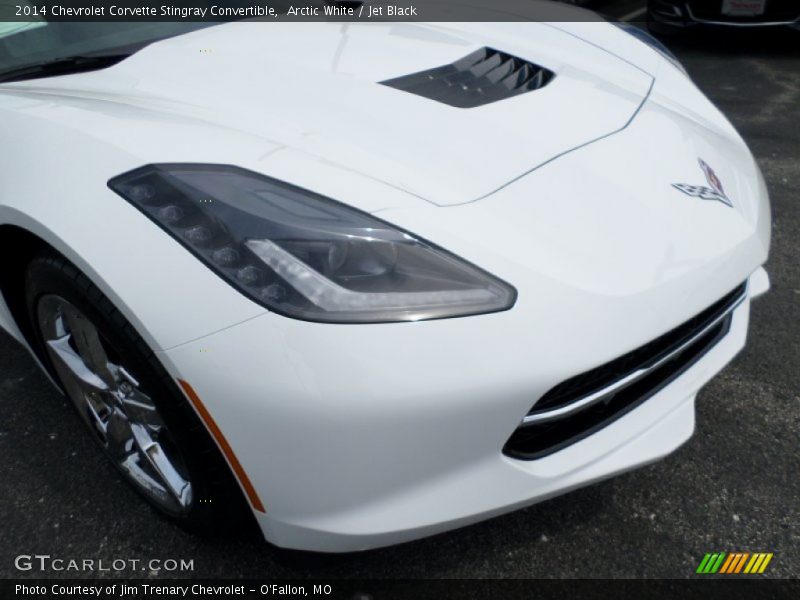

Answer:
[614,22,688,75]
[109,164,516,323]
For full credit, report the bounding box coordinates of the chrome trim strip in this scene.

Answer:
[521,286,748,426]
[686,5,800,27]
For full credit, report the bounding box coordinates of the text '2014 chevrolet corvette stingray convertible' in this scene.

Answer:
[0,16,770,552]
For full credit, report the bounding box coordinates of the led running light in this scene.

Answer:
[108,164,516,323]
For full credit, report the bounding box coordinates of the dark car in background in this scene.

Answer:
[649,0,800,32]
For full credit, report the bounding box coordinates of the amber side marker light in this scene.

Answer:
[177,379,266,513]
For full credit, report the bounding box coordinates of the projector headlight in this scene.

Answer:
[109,164,516,323]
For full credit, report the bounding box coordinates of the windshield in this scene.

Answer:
[0,0,309,81]
[0,18,216,76]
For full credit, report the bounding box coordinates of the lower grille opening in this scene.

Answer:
[688,0,800,22]
[503,283,746,461]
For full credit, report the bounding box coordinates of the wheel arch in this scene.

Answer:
[0,223,262,530]
[0,224,57,363]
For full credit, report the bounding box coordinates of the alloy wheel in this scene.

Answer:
[36,294,193,515]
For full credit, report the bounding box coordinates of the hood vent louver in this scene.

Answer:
[380,47,554,109]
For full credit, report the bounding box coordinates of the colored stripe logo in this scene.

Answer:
[696,552,773,574]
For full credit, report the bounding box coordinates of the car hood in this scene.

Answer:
[1,21,653,207]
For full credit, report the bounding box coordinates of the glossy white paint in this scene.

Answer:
[0,21,770,551]
[0,22,654,207]
[161,292,753,550]
[750,266,771,298]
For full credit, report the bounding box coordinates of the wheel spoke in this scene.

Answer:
[46,335,110,393]
[131,423,192,508]
[118,453,175,508]
[106,409,134,460]
[83,391,112,436]
[118,388,165,432]
[62,304,116,388]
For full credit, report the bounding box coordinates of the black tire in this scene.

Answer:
[25,252,254,536]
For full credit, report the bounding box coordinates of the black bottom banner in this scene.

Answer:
[3,579,799,600]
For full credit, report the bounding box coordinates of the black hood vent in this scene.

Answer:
[380,47,554,109]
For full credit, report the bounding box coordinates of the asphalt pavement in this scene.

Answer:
[0,17,798,581]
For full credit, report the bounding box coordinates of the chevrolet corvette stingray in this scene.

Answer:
[0,15,771,551]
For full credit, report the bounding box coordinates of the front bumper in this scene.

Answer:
[154,56,772,553]
[649,1,800,30]
[158,266,766,552]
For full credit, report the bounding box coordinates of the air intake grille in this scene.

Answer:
[381,47,554,108]
[503,282,747,460]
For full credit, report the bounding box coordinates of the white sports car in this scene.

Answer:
[0,17,771,552]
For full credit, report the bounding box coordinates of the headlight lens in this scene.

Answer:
[109,164,516,323]
[614,22,688,75]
